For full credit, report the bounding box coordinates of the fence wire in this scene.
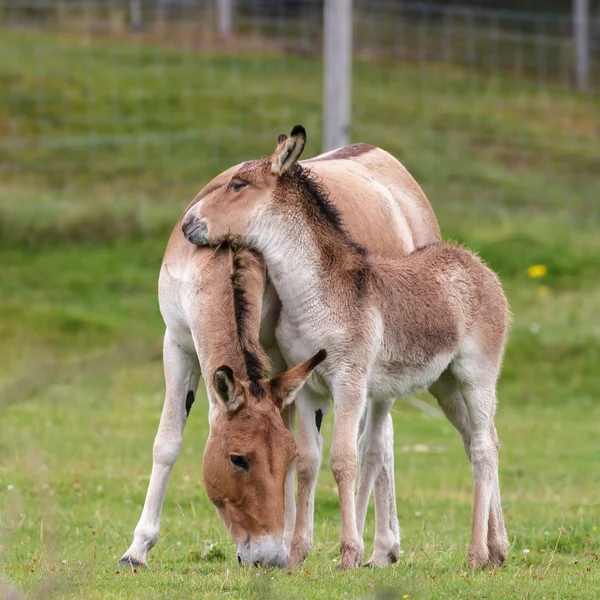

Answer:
[0,0,598,217]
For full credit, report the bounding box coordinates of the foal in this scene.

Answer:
[183,125,510,569]
[119,245,324,568]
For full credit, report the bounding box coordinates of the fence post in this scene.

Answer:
[573,0,590,91]
[217,0,234,36]
[323,0,353,152]
[129,0,142,31]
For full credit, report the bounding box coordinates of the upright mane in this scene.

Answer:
[291,164,368,256]
[230,247,271,398]
[289,164,370,293]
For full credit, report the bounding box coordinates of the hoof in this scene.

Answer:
[287,555,306,570]
[467,546,489,570]
[487,545,508,569]
[288,538,310,569]
[336,540,363,569]
[118,555,148,570]
[363,545,400,568]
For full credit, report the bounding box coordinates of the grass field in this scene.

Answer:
[1,28,599,599]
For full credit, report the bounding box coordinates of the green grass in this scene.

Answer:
[1,28,600,599]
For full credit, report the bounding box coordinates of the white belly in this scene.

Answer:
[368,353,453,400]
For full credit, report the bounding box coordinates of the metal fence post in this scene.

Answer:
[217,0,234,36]
[323,0,353,151]
[129,0,142,31]
[573,0,590,91]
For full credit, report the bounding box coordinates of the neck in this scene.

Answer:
[203,248,270,397]
[250,197,367,318]
[230,248,270,396]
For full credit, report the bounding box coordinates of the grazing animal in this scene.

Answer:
[183,125,510,570]
[121,133,441,569]
[118,244,324,568]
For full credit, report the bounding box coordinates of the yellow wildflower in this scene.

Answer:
[593,525,598,532]
[537,285,549,298]
[403,596,409,599]
[527,264,547,279]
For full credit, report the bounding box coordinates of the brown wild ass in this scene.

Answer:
[119,244,325,568]
[183,125,510,570]
[121,139,442,569]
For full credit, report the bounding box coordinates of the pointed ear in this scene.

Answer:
[269,349,327,409]
[271,125,306,176]
[213,366,245,414]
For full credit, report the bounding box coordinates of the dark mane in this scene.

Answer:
[230,249,268,398]
[291,164,370,294]
[292,163,346,235]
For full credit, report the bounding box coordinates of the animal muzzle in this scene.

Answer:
[182,214,209,246]
[236,536,289,569]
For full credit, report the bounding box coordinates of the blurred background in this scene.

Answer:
[1,0,598,238]
[1,2,599,598]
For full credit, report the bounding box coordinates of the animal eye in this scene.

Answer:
[230,454,250,471]
[230,180,247,192]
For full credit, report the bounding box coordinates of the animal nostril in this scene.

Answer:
[182,217,209,244]
[253,561,261,568]
[237,554,242,566]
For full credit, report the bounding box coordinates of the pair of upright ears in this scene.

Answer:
[213,348,326,415]
[271,125,307,176]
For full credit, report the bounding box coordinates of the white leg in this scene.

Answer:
[432,367,507,569]
[463,383,496,569]
[364,412,401,567]
[330,383,367,569]
[486,423,508,567]
[429,368,472,458]
[119,332,200,567]
[288,387,326,568]
[268,344,297,551]
[281,402,296,549]
[355,398,394,544]
[454,375,504,568]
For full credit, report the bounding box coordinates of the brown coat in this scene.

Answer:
[183,125,510,571]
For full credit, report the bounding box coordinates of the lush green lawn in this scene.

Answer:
[1,29,599,599]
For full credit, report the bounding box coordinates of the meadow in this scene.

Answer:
[1,27,599,599]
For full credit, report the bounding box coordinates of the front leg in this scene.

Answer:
[372,413,401,565]
[288,388,326,568]
[281,402,296,549]
[119,333,200,568]
[330,382,367,569]
[267,344,297,550]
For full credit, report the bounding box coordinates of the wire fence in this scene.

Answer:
[0,0,598,222]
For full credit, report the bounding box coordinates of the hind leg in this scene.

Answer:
[355,398,400,567]
[430,368,507,569]
[486,423,508,567]
[362,411,401,567]
[429,369,472,457]
[458,376,506,568]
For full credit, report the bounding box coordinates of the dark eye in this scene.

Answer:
[230,180,247,193]
[230,454,250,471]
